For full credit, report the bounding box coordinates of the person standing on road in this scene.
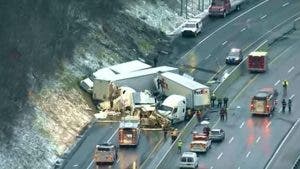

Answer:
[171,128,179,143]
[196,111,202,123]
[217,98,223,108]
[282,99,287,113]
[224,106,228,120]
[223,97,229,108]
[288,98,292,113]
[177,139,183,154]
[162,125,168,140]
[220,107,225,121]
[211,93,216,107]
[153,55,158,67]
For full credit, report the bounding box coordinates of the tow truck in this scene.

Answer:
[189,132,211,153]
[250,87,278,116]
[118,116,140,146]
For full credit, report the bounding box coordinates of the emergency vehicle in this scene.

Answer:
[118,116,140,146]
[189,132,211,153]
[94,143,118,165]
[247,51,268,72]
[250,87,278,115]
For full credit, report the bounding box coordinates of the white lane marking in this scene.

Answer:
[288,66,295,73]
[73,164,79,167]
[87,160,93,169]
[274,80,280,86]
[210,167,214,169]
[217,152,223,160]
[177,0,270,64]
[265,119,300,169]
[260,14,267,19]
[282,2,289,7]
[246,151,251,158]
[222,41,228,45]
[229,137,234,144]
[240,122,245,128]
[238,167,241,169]
[107,129,119,142]
[254,40,268,51]
[240,28,247,32]
[87,128,119,169]
[266,122,272,128]
[205,54,211,59]
[117,159,120,163]
[243,11,300,52]
[290,94,295,99]
[256,136,261,143]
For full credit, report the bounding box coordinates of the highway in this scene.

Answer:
[62,0,300,168]
[163,23,300,169]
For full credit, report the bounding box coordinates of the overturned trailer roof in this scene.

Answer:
[110,66,178,81]
[92,60,151,80]
[161,72,209,90]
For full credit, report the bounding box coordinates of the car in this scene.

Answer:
[179,152,198,169]
[225,48,243,65]
[94,143,118,165]
[209,129,225,142]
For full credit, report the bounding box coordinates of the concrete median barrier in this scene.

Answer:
[294,17,300,30]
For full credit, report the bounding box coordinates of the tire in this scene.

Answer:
[236,5,240,11]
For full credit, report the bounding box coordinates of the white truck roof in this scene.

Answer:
[162,95,186,108]
[249,51,267,57]
[161,72,209,90]
[109,60,151,74]
[110,66,178,81]
[92,60,151,80]
[119,119,140,128]
[92,67,116,80]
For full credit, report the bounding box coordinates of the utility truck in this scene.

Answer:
[250,87,278,116]
[209,0,244,17]
[118,116,140,146]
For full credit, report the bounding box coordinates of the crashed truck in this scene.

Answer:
[93,66,210,128]
[80,60,151,93]
[156,72,210,124]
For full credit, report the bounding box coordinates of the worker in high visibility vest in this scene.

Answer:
[177,139,183,154]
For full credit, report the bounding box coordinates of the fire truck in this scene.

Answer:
[247,51,268,72]
[118,116,140,146]
[250,87,278,115]
[189,132,211,153]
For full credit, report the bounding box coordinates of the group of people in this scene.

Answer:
[281,80,293,113]
[210,93,229,108]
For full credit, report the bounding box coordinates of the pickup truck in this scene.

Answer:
[209,0,244,17]
[181,18,203,37]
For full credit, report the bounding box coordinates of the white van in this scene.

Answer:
[179,152,198,169]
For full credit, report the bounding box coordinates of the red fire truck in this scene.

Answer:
[247,51,268,72]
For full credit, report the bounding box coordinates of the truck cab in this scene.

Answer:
[250,87,278,115]
[181,19,202,37]
[209,0,242,17]
[94,143,118,165]
[118,116,140,146]
[247,51,268,73]
[190,132,211,153]
[157,95,187,124]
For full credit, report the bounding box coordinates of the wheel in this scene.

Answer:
[236,5,240,11]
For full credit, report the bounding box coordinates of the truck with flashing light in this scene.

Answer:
[118,116,140,146]
[250,87,278,116]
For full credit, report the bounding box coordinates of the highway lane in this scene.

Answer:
[63,122,119,169]
[164,26,300,169]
